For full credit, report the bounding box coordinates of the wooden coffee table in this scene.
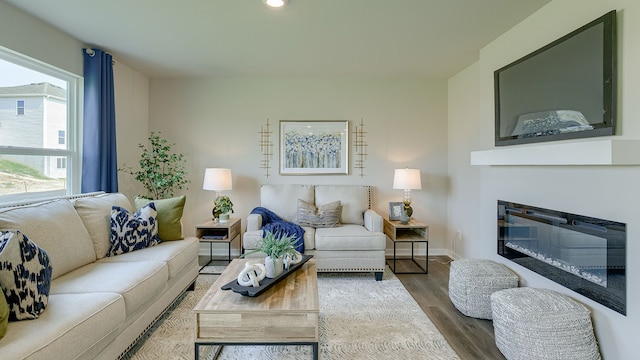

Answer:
[193,258,319,359]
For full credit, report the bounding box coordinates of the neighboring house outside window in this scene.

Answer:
[0,47,81,203]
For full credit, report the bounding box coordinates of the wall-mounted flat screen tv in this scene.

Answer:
[494,10,616,146]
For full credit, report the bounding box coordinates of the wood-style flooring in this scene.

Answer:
[395,255,506,360]
[200,255,505,359]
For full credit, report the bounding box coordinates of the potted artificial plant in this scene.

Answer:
[120,132,190,199]
[213,195,234,222]
[241,231,300,278]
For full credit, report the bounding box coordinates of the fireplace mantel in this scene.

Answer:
[471,139,640,166]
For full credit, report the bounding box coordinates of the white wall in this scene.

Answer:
[448,1,640,358]
[148,77,450,253]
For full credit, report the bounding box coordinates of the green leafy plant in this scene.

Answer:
[241,231,298,259]
[213,195,234,218]
[120,132,190,199]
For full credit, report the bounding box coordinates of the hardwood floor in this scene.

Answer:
[395,255,506,360]
[200,255,505,359]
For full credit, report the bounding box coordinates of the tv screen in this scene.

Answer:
[494,10,616,146]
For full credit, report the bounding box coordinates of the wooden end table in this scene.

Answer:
[195,218,241,275]
[193,258,319,359]
[383,218,429,274]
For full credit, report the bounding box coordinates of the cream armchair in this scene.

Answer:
[243,184,386,280]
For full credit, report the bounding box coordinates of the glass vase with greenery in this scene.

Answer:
[242,230,297,259]
[241,230,299,277]
[213,195,234,220]
[120,132,190,199]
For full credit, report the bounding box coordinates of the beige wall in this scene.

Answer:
[448,1,639,358]
[0,2,82,77]
[148,77,451,253]
[113,60,150,200]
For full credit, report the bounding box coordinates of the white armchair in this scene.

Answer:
[243,184,386,280]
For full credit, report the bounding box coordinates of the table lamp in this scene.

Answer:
[393,168,422,218]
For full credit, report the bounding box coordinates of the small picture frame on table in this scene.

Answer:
[388,202,403,221]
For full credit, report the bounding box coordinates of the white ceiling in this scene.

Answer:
[5,0,550,79]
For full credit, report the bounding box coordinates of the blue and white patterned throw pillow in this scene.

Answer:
[0,230,53,320]
[108,202,161,257]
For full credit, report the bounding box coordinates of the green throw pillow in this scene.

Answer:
[0,289,8,340]
[134,195,185,241]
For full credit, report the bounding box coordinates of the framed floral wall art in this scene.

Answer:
[280,120,349,175]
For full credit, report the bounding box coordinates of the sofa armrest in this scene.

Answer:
[363,209,383,232]
[246,213,263,232]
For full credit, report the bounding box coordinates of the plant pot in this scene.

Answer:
[219,213,230,222]
[264,256,284,278]
[400,209,410,224]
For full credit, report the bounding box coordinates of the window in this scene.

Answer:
[16,100,25,115]
[56,157,66,169]
[0,46,82,203]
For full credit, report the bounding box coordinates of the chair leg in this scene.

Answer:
[374,272,383,281]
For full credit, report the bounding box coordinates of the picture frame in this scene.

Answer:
[280,120,349,175]
[388,202,404,221]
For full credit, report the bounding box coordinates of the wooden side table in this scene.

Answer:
[383,218,429,274]
[195,218,241,275]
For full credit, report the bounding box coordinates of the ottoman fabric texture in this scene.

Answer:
[491,287,601,360]
[448,258,518,319]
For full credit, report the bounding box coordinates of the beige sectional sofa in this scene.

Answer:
[0,192,199,360]
[243,184,386,280]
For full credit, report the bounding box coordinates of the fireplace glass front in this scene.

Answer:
[498,200,626,315]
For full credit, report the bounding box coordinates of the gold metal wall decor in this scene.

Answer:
[259,118,273,177]
[353,119,368,177]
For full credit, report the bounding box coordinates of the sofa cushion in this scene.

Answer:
[261,184,314,222]
[73,193,134,259]
[108,203,161,257]
[0,231,52,320]
[134,196,185,241]
[296,199,341,228]
[0,199,96,280]
[0,290,7,340]
[315,185,369,225]
[98,237,198,279]
[0,292,124,360]
[50,261,168,316]
[315,225,386,251]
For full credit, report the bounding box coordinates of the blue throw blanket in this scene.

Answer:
[250,207,305,253]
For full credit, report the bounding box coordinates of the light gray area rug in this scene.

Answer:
[123,268,460,360]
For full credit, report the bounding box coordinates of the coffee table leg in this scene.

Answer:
[313,342,319,360]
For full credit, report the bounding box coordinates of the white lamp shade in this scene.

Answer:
[203,168,232,191]
[393,168,422,190]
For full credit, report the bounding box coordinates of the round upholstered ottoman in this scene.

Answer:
[448,258,518,319]
[491,288,601,360]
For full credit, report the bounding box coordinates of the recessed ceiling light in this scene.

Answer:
[263,0,287,8]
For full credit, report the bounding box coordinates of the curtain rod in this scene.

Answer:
[84,47,115,66]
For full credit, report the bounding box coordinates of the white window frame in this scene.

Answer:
[0,46,83,201]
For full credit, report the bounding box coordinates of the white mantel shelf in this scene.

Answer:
[470,139,640,166]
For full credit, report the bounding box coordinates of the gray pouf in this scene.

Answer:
[491,287,601,360]
[448,258,518,319]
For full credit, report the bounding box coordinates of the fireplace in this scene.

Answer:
[497,200,626,315]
